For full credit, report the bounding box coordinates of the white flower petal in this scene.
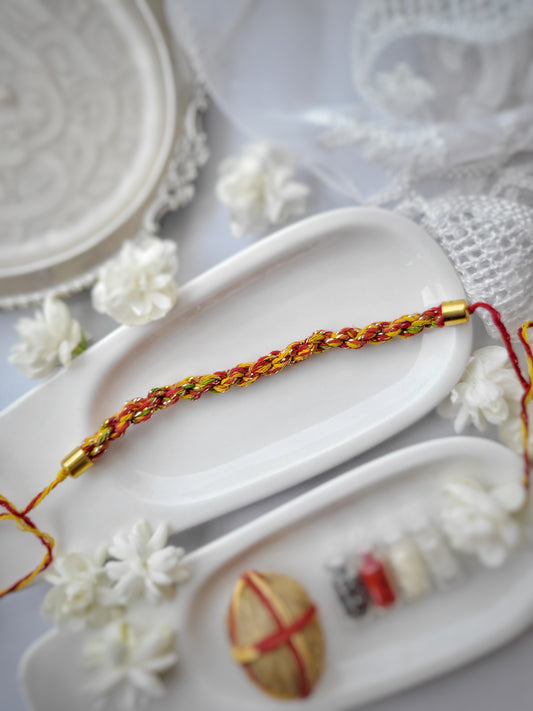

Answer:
[106,520,190,602]
[492,482,526,512]
[144,578,164,603]
[41,586,64,620]
[148,521,169,551]
[141,652,179,673]
[92,237,178,326]
[9,296,85,379]
[108,533,134,561]
[441,476,524,566]
[83,621,178,708]
[148,546,180,570]
[133,626,175,664]
[216,141,309,237]
[113,570,144,603]
[438,346,522,434]
[61,553,91,577]
[146,569,173,586]
[478,541,508,567]
[105,560,131,582]
[94,544,109,566]
[127,668,166,697]
[130,520,152,556]
[41,550,112,627]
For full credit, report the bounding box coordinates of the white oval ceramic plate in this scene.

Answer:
[0,207,471,586]
[20,437,529,711]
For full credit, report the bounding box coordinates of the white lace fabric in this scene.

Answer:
[166,0,533,334]
[399,193,533,338]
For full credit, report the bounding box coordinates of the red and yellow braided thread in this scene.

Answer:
[1,300,531,600]
[0,496,55,595]
[0,468,66,595]
[81,306,443,460]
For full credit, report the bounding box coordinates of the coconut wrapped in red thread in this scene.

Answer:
[228,570,325,699]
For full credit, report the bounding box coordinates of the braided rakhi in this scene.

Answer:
[82,306,442,460]
[1,299,532,598]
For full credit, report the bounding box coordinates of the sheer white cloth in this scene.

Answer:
[166,0,533,336]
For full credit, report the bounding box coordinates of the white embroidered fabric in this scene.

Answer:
[165,0,533,335]
[400,194,533,338]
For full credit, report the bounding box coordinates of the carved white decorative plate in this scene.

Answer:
[0,0,207,308]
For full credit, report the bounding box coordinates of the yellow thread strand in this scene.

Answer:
[0,469,68,597]
[520,321,533,496]
[24,469,68,513]
[0,494,56,596]
[232,645,261,664]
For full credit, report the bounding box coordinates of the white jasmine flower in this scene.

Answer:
[42,548,120,628]
[9,295,86,379]
[437,346,522,433]
[105,520,190,604]
[83,621,178,709]
[440,477,525,567]
[92,236,178,326]
[216,141,309,237]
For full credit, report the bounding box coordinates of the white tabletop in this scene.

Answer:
[2,102,533,711]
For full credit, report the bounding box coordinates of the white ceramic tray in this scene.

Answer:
[0,207,471,586]
[20,437,529,711]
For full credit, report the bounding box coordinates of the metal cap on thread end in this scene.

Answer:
[61,447,93,478]
[441,299,469,326]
